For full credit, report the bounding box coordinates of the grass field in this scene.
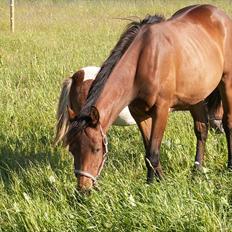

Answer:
[0,0,232,231]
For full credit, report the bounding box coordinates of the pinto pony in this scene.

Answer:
[54,66,136,146]
[64,5,232,191]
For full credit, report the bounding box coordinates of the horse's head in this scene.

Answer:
[66,106,108,192]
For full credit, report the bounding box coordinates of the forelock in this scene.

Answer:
[65,118,88,145]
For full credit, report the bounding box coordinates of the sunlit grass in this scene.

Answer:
[0,0,232,231]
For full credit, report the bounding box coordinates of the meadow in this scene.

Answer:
[0,0,232,231]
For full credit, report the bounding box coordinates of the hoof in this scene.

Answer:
[193,162,209,174]
[146,172,163,183]
[194,161,202,170]
[146,178,153,184]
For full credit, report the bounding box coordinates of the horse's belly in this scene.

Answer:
[175,72,222,105]
[175,51,223,105]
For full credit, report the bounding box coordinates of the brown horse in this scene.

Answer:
[64,4,232,191]
[55,66,223,147]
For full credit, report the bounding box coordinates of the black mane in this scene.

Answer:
[85,14,165,111]
[66,14,165,141]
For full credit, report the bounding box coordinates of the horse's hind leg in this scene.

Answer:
[219,75,232,169]
[190,102,208,169]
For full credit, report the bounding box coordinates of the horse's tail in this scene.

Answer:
[54,77,73,146]
[206,88,222,120]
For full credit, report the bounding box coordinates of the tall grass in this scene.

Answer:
[0,1,232,231]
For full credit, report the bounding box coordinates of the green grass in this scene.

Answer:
[0,0,232,231]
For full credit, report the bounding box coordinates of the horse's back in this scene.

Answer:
[171,5,232,104]
[171,4,200,19]
[170,4,232,47]
[172,4,230,23]
[137,4,232,108]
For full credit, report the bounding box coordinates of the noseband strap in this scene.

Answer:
[74,124,108,184]
[74,170,97,184]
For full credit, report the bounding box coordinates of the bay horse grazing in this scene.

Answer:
[54,66,136,146]
[55,66,223,146]
[65,4,232,192]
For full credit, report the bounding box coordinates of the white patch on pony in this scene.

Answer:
[81,66,101,81]
[114,107,136,126]
[81,66,136,126]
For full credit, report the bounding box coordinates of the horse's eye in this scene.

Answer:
[93,148,100,154]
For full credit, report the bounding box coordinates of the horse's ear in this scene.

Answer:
[72,70,85,86]
[67,106,77,121]
[89,106,100,126]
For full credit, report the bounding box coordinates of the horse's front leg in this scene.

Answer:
[129,105,153,180]
[147,104,169,183]
[190,102,208,169]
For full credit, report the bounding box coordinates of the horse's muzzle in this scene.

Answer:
[77,176,94,193]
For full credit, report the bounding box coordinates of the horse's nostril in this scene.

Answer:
[78,188,92,195]
[77,176,94,193]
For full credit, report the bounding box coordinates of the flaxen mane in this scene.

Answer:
[54,78,73,145]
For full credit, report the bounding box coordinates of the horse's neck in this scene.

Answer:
[94,48,140,131]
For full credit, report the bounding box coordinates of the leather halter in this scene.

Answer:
[74,124,108,185]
